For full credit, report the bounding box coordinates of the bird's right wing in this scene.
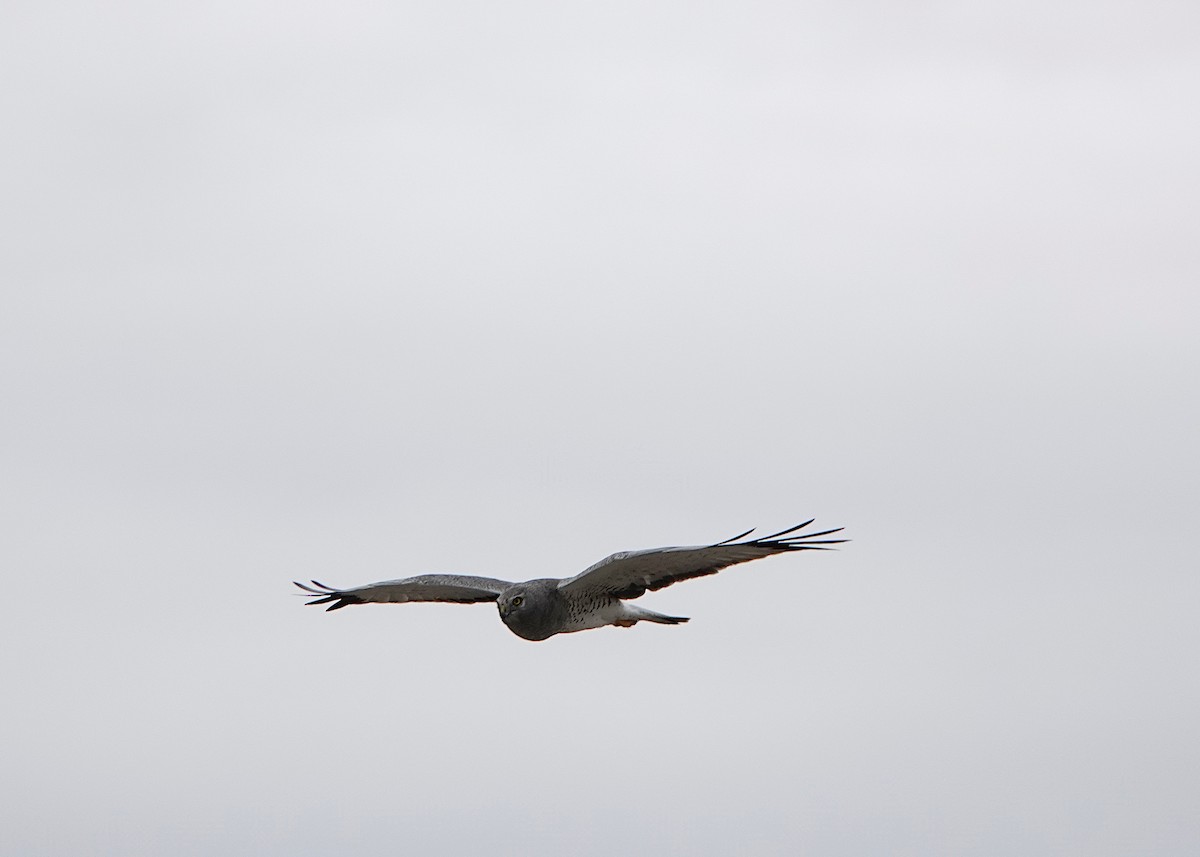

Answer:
[558,520,845,600]
[294,575,512,611]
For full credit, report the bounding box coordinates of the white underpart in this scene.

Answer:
[561,600,669,633]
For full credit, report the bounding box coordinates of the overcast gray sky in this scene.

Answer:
[2,1,1197,854]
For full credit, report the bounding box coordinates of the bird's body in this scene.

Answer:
[294,520,845,642]
[497,579,688,641]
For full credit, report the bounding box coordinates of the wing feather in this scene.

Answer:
[293,574,511,612]
[558,521,845,600]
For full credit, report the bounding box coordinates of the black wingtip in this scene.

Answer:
[714,527,756,546]
[767,525,847,550]
[715,521,850,552]
[786,526,844,540]
[760,520,816,541]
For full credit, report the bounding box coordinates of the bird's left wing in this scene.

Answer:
[294,574,512,611]
[557,521,845,600]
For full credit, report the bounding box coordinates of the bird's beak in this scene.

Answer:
[498,602,508,618]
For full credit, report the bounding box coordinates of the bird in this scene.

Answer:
[293,519,846,641]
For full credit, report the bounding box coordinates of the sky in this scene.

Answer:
[1,1,1197,854]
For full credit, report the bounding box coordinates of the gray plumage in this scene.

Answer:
[293,520,845,642]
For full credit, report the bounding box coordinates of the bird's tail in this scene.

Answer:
[625,605,690,625]
[645,613,689,625]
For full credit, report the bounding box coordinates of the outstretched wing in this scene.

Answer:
[558,520,845,600]
[294,574,512,612]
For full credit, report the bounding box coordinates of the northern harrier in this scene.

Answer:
[293,520,845,641]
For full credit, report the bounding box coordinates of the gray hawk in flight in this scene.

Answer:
[294,520,846,641]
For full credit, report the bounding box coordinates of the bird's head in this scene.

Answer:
[497,580,561,641]
[497,583,536,621]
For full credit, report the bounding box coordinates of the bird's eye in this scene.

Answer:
[511,596,523,607]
